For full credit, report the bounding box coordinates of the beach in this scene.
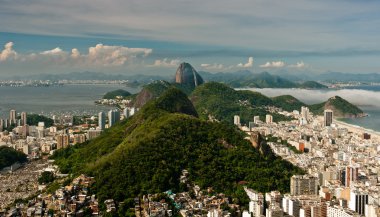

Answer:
[334,118,380,141]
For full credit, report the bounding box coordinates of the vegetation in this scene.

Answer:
[103,89,132,99]
[310,96,364,117]
[73,115,97,125]
[0,146,27,170]
[200,71,326,89]
[190,82,292,125]
[229,72,296,88]
[272,95,306,112]
[27,114,54,127]
[52,87,303,210]
[298,81,327,89]
[38,171,55,184]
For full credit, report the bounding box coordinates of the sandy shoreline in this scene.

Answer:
[334,118,380,140]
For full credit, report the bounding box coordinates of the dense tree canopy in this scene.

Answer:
[0,146,27,170]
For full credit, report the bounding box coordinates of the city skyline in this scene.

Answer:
[1,0,380,76]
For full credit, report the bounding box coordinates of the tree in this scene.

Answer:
[38,171,55,184]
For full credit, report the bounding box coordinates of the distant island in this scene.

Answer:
[103,89,132,99]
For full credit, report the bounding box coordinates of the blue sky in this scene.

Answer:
[1,0,380,77]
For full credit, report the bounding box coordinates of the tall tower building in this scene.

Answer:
[98,112,106,130]
[266,114,273,124]
[123,108,130,119]
[21,112,27,126]
[234,115,241,126]
[56,134,70,149]
[9,109,16,124]
[349,188,368,215]
[324,109,333,127]
[253,116,260,124]
[108,109,120,127]
[301,106,309,119]
[345,166,359,188]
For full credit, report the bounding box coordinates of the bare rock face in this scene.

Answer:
[175,62,204,88]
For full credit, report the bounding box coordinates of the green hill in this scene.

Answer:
[298,81,328,89]
[0,146,27,170]
[310,96,364,118]
[133,80,173,107]
[27,114,54,127]
[190,82,292,125]
[103,89,131,99]
[200,71,326,89]
[272,95,307,112]
[52,87,303,210]
[229,72,296,88]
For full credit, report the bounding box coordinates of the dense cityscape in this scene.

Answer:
[3,1,380,217]
[0,93,379,216]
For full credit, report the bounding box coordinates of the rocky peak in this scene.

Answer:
[175,62,204,88]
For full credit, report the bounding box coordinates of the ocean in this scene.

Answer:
[241,86,380,132]
[0,84,140,119]
[0,84,379,132]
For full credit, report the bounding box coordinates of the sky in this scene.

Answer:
[1,0,380,78]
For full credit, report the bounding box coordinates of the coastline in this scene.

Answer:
[334,118,380,140]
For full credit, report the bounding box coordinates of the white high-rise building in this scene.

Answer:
[108,109,120,127]
[282,195,300,217]
[301,106,309,120]
[9,109,16,122]
[349,188,368,215]
[234,115,241,126]
[266,114,273,124]
[254,116,260,124]
[245,187,264,217]
[98,112,106,130]
[21,112,27,126]
[123,108,130,119]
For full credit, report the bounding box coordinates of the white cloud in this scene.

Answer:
[0,42,153,67]
[201,57,254,71]
[237,57,254,68]
[288,61,306,69]
[0,42,18,61]
[151,58,181,67]
[201,63,225,70]
[40,47,65,55]
[87,44,152,66]
[260,61,286,68]
[71,48,80,59]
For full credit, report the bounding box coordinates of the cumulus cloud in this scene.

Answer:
[40,47,66,55]
[260,61,286,68]
[237,57,254,68]
[71,48,80,59]
[288,61,306,69]
[201,63,225,70]
[0,42,18,61]
[0,42,153,67]
[201,57,254,71]
[151,58,181,67]
[87,44,152,66]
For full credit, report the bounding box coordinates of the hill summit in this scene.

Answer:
[175,62,204,88]
[310,95,365,118]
